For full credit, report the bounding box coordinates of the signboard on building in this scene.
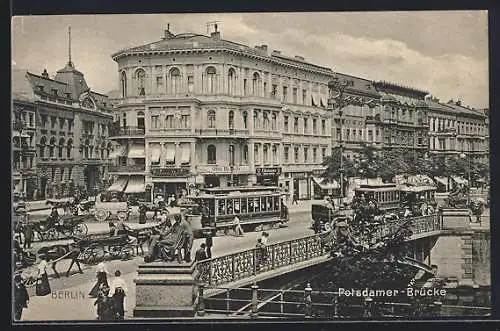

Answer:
[256,167,282,176]
[151,167,190,177]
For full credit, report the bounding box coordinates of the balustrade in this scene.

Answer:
[198,215,442,287]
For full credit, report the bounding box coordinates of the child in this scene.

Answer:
[95,285,115,320]
[109,270,127,320]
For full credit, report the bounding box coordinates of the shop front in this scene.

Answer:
[256,167,282,187]
[151,167,190,199]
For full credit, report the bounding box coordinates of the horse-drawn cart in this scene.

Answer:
[33,214,89,241]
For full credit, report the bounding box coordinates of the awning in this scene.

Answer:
[320,96,328,108]
[109,146,126,159]
[181,144,190,164]
[165,144,176,163]
[434,176,448,186]
[128,144,145,158]
[313,177,339,190]
[124,177,145,193]
[452,176,468,185]
[106,177,128,192]
[150,145,161,163]
[311,94,319,107]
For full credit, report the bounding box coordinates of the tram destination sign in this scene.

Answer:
[256,167,282,176]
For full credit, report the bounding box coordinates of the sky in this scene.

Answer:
[11,11,489,109]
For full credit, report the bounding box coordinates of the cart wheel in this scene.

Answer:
[324,222,332,232]
[83,244,105,265]
[47,228,59,240]
[109,246,122,258]
[94,209,110,222]
[73,223,88,236]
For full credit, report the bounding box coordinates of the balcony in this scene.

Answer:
[80,157,105,165]
[108,126,145,138]
[109,164,146,174]
[196,164,252,175]
[150,166,191,177]
[194,128,250,139]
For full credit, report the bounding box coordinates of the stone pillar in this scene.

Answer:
[134,262,199,318]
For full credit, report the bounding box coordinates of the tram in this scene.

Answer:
[183,186,289,237]
[398,185,437,215]
[353,183,401,212]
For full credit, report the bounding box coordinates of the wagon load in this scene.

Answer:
[93,201,129,222]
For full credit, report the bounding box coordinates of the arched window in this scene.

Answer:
[136,69,146,96]
[263,112,269,130]
[49,137,56,158]
[272,145,278,164]
[263,144,269,164]
[272,113,277,131]
[208,110,216,128]
[67,139,73,158]
[207,145,217,164]
[84,139,90,159]
[206,66,217,94]
[252,72,260,96]
[243,145,249,163]
[229,145,235,166]
[120,71,127,98]
[228,68,236,95]
[254,111,259,129]
[58,138,65,158]
[137,111,145,129]
[243,111,248,129]
[169,68,181,94]
[228,110,235,129]
[254,144,260,164]
[39,136,47,158]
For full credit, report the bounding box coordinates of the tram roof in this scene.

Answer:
[398,185,437,192]
[356,183,398,191]
[201,186,280,193]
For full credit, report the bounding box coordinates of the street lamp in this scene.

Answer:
[459,152,471,205]
[328,77,349,205]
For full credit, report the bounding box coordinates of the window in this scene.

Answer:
[294,117,299,133]
[312,119,317,134]
[292,88,298,104]
[263,112,269,130]
[271,113,277,131]
[243,79,247,96]
[122,113,127,128]
[51,116,57,129]
[294,147,299,163]
[49,137,56,157]
[169,68,181,94]
[284,116,289,132]
[358,129,363,140]
[228,68,236,95]
[254,111,259,129]
[229,110,235,129]
[321,147,326,160]
[252,73,260,96]
[353,129,357,141]
[28,113,34,127]
[208,110,216,128]
[313,148,317,163]
[59,118,65,130]
[304,118,308,134]
[271,84,277,99]
[272,145,278,164]
[156,76,163,90]
[302,89,307,104]
[304,147,308,162]
[136,69,146,96]
[346,128,351,141]
[263,145,269,164]
[284,146,289,163]
[137,111,145,129]
[58,138,65,158]
[321,119,326,135]
[120,71,127,98]
[67,119,73,131]
[243,145,248,163]
[181,115,190,129]
[151,115,159,129]
[282,86,288,103]
[254,145,260,164]
[207,145,217,164]
[229,145,235,166]
[206,66,217,94]
[243,111,248,129]
[336,128,341,140]
[187,75,194,93]
[263,82,267,97]
[165,115,174,128]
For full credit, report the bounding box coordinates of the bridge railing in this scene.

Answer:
[198,215,442,286]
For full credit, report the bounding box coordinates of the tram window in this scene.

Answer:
[208,200,215,216]
[261,197,267,211]
[227,199,234,214]
[218,199,226,215]
[273,196,280,210]
[234,199,240,213]
[241,198,247,213]
[268,196,273,211]
[254,198,260,212]
[248,199,254,212]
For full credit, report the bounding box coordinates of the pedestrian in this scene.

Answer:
[255,239,268,269]
[14,274,29,321]
[138,205,147,224]
[234,215,244,237]
[180,216,193,263]
[195,243,208,262]
[89,262,109,298]
[35,254,51,296]
[205,231,213,259]
[95,285,115,320]
[66,242,84,277]
[261,232,269,245]
[109,270,127,320]
[108,221,116,237]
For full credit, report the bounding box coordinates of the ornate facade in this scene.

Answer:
[12,63,113,200]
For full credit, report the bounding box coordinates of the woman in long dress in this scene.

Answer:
[35,255,51,296]
[89,262,109,298]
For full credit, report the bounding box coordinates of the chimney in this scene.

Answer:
[272,50,281,56]
[261,45,268,52]
[210,23,221,40]
[41,69,49,78]
[163,23,174,39]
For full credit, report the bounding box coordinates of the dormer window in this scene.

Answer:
[52,89,58,96]
[65,93,71,99]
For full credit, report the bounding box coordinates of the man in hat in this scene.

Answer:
[195,243,208,262]
[14,274,29,321]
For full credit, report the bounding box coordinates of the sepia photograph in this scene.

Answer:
[11,11,490,322]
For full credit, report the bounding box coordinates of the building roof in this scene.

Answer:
[334,72,380,98]
[444,101,486,119]
[374,81,429,100]
[425,99,460,114]
[54,62,90,100]
[112,31,333,74]
[12,69,36,102]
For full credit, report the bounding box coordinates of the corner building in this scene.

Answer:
[109,28,335,201]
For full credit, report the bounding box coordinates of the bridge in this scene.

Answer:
[133,209,488,318]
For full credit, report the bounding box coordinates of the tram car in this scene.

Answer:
[398,185,437,215]
[183,186,289,237]
[353,183,401,212]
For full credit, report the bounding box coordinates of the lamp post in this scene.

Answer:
[328,77,349,205]
[459,152,471,205]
